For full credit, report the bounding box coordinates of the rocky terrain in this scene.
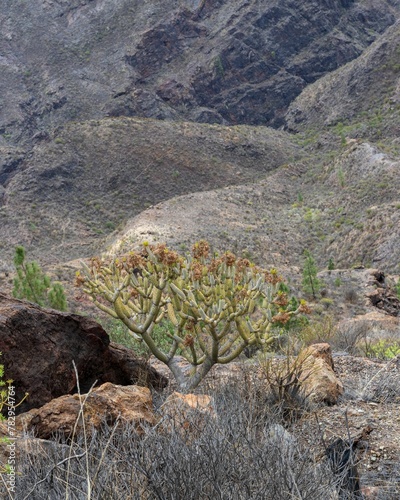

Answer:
[0,0,399,279]
[0,292,398,498]
[0,118,299,265]
[110,139,400,274]
[1,0,399,150]
[0,2,400,495]
[285,19,400,140]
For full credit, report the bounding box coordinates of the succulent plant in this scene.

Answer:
[77,241,309,391]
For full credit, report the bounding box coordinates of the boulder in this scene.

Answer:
[302,343,335,369]
[160,392,214,434]
[299,344,344,405]
[0,293,167,414]
[15,383,156,440]
[106,342,168,391]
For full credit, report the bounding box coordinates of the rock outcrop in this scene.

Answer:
[299,343,344,405]
[160,392,215,435]
[302,343,336,370]
[285,21,400,135]
[15,383,156,440]
[0,293,167,415]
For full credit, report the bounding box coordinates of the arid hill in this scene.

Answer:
[108,140,400,274]
[0,0,399,288]
[285,19,400,145]
[0,118,299,264]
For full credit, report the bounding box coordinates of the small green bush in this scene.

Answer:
[298,316,338,347]
[302,250,323,299]
[395,278,400,300]
[12,246,67,311]
[364,339,400,360]
[320,297,334,309]
[334,277,342,287]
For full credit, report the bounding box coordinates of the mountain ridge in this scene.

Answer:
[0,0,399,285]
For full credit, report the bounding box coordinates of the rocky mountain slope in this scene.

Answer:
[285,19,400,144]
[0,118,299,264]
[1,0,399,151]
[0,0,399,290]
[0,5,399,494]
[109,140,400,274]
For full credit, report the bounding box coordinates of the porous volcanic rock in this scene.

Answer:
[15,383,156,440]
[0,293,167,415]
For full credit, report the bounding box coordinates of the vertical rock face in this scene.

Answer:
[123,0,400,127]
[284,20,400,132]
[0,293,167,414]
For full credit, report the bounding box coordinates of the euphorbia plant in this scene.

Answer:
[77,241,309,392]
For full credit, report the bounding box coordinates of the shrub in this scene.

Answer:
[258,351,313,422]
[302,250,323,299]
[362,369,400,404]
[334,277,342,287]
[12,378,338,500]
[77,241,309,392]
[362,338,400,360]
[12,246,67,311]
[395,278,400,300]
[320,297,334,309]
[298,316,338,347]
[344,288,358,304]
[334,321,369,354]
[345,356,400,404]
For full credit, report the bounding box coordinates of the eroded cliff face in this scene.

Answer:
[1,0,399,154]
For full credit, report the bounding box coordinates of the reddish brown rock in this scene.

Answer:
[15,383,156,440]
[361,486,383,499]
[0,293,167,415]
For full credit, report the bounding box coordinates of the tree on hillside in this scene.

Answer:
[12,246,67,311]
[77,241,310,392]
[302,250,323,299]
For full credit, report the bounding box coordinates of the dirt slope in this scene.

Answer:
[0,117,299,264]
[109,141,400,274]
